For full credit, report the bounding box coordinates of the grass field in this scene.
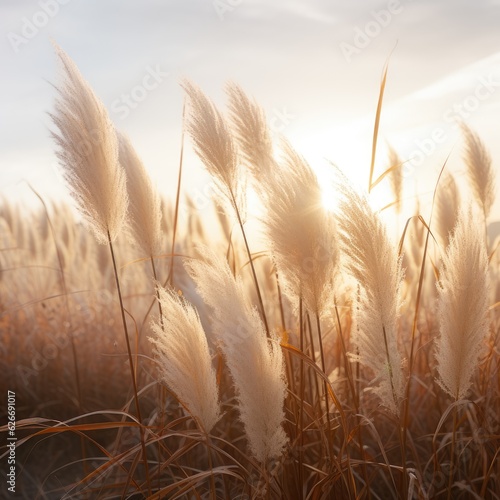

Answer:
[0,44,499,499]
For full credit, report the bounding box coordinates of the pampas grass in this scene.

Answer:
[49,44,152,491]
[50,43,127,244]
[435,172,461,248]
[435,206,490,400]
[182,79,245,218]
[263,139,338,316]
[226,81,275,181]
[182,79,270,335]
[185,249,287,463]
[149,285,220,432]
[3,54,499,498]
[118,132,162,258]
[336,172,405,414]
[387,144,403,215]
[461,122,496,223]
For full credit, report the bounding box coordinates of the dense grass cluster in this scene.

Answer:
[1,44,499,499]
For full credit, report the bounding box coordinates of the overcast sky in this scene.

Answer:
[1,0,500,224]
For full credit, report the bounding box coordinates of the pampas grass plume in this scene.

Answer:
[149,285,221,432]
[226,82,275,181]
[264,140,338,315]
[387,144,403,215]
[336,172,405,413]
[435,172,461,248]
[49,42,127,244]
[436,206,490,400]
[118,132,162,257]
[185,249,287,462]
[182,80,245,218]
[461,122,496,220]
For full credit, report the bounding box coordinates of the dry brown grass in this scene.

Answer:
[0,49,499,499]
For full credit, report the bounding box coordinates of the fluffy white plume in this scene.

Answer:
[149,285,221,432]
[182,80,246,219]
[436,206,490,400]
[461,122,496,220]
[264,140,338,315]
[118,132,162,257]
[50,43,127,244]
[185,249,287,462]
[435,172,461,248]
[336,173,405,414]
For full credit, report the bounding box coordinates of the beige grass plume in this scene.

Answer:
[185,249,287,462]
[460,122,496,221]
[49,43,127,244]
[264,140,338,316]
[435,206,490,400]
[118,132,162,257]
[182,80,245,219]
[435,172,461,248]
[149,285,221,432]
[226,82,275,182]
[336,172,405,414]
[387,144,403,215]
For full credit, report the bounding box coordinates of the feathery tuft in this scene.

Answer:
[435,172,461,248]
[387,144,403,214]
[461,122,496,220]
[118,132,162,257]
[226,82,275,181]
[264,140,338,315]
[435,206,490,400]
[182,80,245,219]
[336,172,405,414]
[149,285,221,432]
[49,43,127,244]
[185,249,287,462]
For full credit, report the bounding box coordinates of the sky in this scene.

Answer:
[1,0,500,229]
